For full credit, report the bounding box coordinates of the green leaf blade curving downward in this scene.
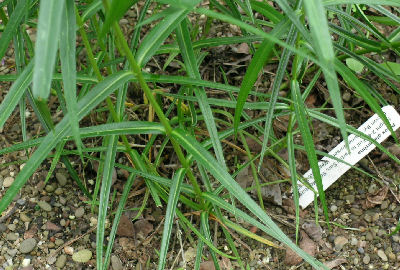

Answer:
[0,71,132,215]
[135,1,201,67]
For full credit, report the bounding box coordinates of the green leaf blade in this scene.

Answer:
[157,168,186,270]
[0,61,33,130]
[32,0,65,101]
[60,0,83,159]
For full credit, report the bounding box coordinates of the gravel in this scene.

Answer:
[37,201,52,212]
[56,172,68,186]
[111,255,123,270]
[72,249,92,263]
[378,250,388,262]
[2,176,14,188]
[363,254,371,264]
[56,254,67,268]
[19,238,37,254]
[75,207,85,218]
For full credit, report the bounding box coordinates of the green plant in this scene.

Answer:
[0,0,400,269]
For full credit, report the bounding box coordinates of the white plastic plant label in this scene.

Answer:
[298,105,400,209]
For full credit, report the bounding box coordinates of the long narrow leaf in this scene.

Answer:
[259,23,297,169]
[0,0,28,61]
[135,2,200,67]
[32,0,64,101]
[0,61,33,129]
[176,19,226,169]
[234,18,289,134]
[322,0,400,5]
[334,59,397,141]
[303,0,348,149]
[291,80,330,225]
[97,135,119,269]
[60,0,83,158]
[104,173,136,268]
[158,168,186,270]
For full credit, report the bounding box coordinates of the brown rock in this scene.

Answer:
[45,221,61,232]
[133,219,153,239]
[117,215,135,237]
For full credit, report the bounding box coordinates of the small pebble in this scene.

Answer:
[127,10,135,17]
[330,205,338,212]
[2,176,14,188]
[6,233,18,241]
[45,185,55,193]
[54,188,63,196]
[120,18,129,24]
[377,250,388,261]
[7,249,17,257]
[38,201,52,212]
[392,235,400,243]
[64,246,74,255]
[363,254,370,264]
[381,200,389,210]
[334,236,348,251]
[47,256,56,265]
[56,173,67,186]
[72,249,92,263]
[328,235,335,243]
[56,254,67,268]
[21,258,31,267]
[20,213,32,222]
[75,207,85,218]
[0,223,7,232]
[19,238,37,254]
[60,219,66,227]
[7,224,16,231]
[350,237,358,246]
[55,239,64,246]
[59,196,67,205]
[344,194,355,204]
[357,247,365,254]
[16,199,26,206]
[368,183,378,193]
[111,255,123,270]
[364,214,372,223]
[351,208,363,216]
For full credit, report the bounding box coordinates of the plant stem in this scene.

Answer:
[107,5,204,203]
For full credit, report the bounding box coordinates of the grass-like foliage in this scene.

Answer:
[1,0,400,269]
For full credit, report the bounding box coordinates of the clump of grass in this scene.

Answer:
[0,0,400,269]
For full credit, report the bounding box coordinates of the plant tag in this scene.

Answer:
[298,105,400,209]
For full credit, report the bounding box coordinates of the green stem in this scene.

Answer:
[105,3,203,202]
[76,5,139,163]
